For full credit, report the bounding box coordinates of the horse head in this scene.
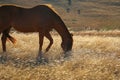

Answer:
[61,33,73,52]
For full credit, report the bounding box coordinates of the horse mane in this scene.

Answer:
[37,4,59,15]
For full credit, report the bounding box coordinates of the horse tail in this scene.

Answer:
[7,35,16,44]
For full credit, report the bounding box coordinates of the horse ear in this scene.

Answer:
[70,33,73,36]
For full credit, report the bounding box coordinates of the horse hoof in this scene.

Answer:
[36,51,49,64]
[64,51,72,58]
[36,57,48,64]
[0,55,7,63]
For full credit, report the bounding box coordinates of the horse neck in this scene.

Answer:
[54,20,72,41]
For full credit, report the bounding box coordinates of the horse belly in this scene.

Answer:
[12,22,39,32]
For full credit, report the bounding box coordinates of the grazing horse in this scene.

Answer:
[0,4,73,60]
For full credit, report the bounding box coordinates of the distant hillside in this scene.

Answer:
[0,0,120,31]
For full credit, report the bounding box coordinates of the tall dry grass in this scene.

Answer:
[0,32,120,80]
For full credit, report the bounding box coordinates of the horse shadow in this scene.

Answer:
[0,51,72,68]
[0,52,49,68]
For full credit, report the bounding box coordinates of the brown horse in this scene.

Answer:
[0,4,73,60]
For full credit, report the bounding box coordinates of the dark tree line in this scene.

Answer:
[68,0,72,5]
[67,0,80,14]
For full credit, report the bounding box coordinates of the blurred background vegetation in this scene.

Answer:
[0,0,120,31]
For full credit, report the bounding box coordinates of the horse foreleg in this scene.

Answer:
[45,32,53,52]
[1,33,7,52]
[37,32,44,59]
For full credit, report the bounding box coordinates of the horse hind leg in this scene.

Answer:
[1,27,16,52]
[7,34,16,44]
[1,32,7,52]
[1,28,11,52]
[45,32,53,52]
[0,33,7,63]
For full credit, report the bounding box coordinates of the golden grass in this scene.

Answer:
[0,32,120,80]
[73,30,120,37]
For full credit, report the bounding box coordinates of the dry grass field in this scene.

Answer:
[0,0,120,80]
[0,32,120,80]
